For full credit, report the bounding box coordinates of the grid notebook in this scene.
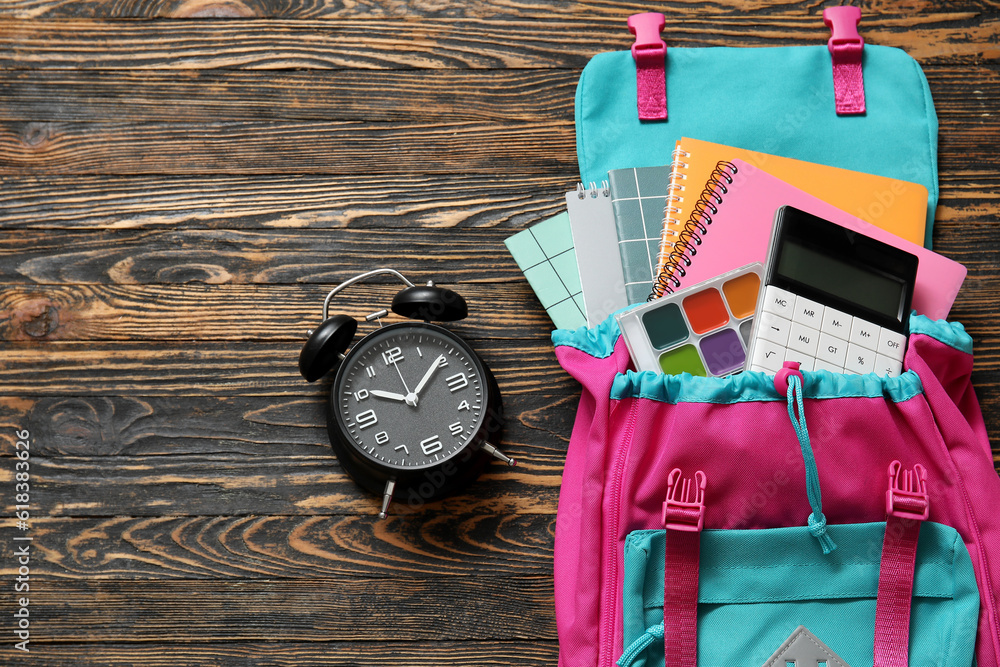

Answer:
[504,212,587,330]
[607,165,672,305]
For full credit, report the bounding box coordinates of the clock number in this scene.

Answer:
[420,436,443,456]
[394,444,409,455]
[353,389,369,402]
[448,421,464,437]
[382,346,404,366]
[374,431,389,445]
[355,409,378,430]
[457,400,470,411]
[366,365,376,379]
[446,372,469,393]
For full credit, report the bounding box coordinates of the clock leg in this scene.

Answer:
[481,442,517,467]
[377,479,396,519]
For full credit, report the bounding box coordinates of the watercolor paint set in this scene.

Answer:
[616,264,763,377]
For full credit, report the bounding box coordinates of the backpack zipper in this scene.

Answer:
[601,396,640,667]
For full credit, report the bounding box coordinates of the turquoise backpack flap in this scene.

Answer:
[575,14,939,244]
[619,522,980,667]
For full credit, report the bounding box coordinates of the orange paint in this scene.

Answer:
[722,272,761,319]
[682,288,729,334]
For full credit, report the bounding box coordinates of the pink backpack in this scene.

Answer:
[552,314,1000,666]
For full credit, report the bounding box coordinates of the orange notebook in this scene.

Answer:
[653,137,929,298]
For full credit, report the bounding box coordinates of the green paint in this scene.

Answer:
[658,344,707,376]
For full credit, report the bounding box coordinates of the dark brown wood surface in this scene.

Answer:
[0,1,997,664]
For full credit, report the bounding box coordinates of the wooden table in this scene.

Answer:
[0,1,996,664]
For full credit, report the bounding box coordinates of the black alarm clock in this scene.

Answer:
[298,268,514,519]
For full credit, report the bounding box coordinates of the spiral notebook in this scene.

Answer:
[566,182,628,326]
[651,137,930,299]
[658,159,965,321]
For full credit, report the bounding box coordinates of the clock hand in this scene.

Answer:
[390,360,420,407]
[370,389,407,402]
[413,355,447,398]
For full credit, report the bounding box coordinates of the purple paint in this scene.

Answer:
[700,328,746,376]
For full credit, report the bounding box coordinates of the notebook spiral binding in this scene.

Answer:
[576,180,610,199]
[649,160,739,300]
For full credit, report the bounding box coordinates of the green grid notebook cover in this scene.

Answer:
[504,212,587,330]
[607,165,672,304]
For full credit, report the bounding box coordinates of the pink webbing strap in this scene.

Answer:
[662,469,705,667]
[628,12,668,121]
[874,461,929,666]
[823,6,866,115]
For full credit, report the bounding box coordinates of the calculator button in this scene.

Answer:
[788,354,815,372]
[874,353,903,378]
[757,311,791,346]
[821,306,852,340]
[750,338,786,373]
[814,358,844,374]
[849,318,881,351]
[877,328,907,361]
[762,285,795,319]
[816,331,849,367]
[845,342,877,374]
[787,321,820,357]
[791,295,825,329]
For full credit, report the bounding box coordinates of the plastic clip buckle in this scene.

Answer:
[886,460,930,521]
[628,12,666,65]
[824,6,863,56]
[663,468,707,532]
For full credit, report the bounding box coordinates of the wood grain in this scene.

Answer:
[0,577,558,639]
[0,642,559,667]
[0,514,559,577]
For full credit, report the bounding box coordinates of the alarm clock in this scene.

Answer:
[298,268,514,519]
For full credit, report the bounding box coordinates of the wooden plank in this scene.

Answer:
[0,173,571,231]
[0,340,576,396]
[3,0,998,20]
[0,577,557,640]
[0,227,533,285]
[0,119,576,176]
[0,70,574,123]
[0,641,560,666]
[0,16,995,71]
[0,284,558,342]
[0,514,557,577]
[0,393,575,458]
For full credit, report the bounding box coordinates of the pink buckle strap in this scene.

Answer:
[874,461,928,667]
[823,6,866,115]
[628,12,668,121]
[662,468,705,667]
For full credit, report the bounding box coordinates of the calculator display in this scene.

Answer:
[765,206,919,332]
[775,238,908,322]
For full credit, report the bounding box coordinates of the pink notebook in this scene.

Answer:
[670,159,966,321]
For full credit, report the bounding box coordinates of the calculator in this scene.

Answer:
[747,206,920,377]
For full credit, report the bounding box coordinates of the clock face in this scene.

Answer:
[331,322,490,472]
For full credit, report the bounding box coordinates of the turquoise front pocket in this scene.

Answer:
[620,522,979,666]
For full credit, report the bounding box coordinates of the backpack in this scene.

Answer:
[551,315,1000,666]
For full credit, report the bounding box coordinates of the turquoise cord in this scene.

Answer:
[786,374,837,555]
